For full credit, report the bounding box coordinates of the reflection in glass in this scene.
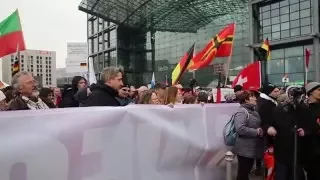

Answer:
[280,14,289,22]
[290,28,300,37]
[268,74,283,86]
[301,26,311,35]
[285,56,304,73]
[285,46,303,57]
[267,59,284,74]
[271,49,284,59]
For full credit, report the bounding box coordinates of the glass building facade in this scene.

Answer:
[83,0,320,87]
[251,0,320,86]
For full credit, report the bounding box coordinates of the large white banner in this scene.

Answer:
[0,104,239,180]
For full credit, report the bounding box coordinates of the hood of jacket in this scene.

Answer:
[260,93,278,106]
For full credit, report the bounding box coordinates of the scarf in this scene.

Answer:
[21,96,49,110]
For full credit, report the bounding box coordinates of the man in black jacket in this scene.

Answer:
[86,66,124,106]
[267,85,307,180]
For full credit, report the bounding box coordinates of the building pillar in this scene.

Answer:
[151,30,156,73]
[313,0,320,82]
[248,3,255,63]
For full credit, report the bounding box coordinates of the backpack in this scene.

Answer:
[223,108,249,146]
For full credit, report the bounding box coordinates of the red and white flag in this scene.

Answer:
[232,61,261,91]
[305,48,311,71]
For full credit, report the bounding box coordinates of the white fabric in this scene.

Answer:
[21,96,49,110]
[0,91,5,102]
[0,104,240,180]
[260,93,278,106]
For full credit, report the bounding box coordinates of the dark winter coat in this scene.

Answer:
[299,102,320,164]
[269,103,305,165]
[257,93,278,146]
[86,82,121,107]
[58,88,79,108]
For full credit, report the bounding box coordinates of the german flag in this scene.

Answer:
[257,38,271,61]
[12,43,20,77]
[188,23,235,70]
[172,43,195,85]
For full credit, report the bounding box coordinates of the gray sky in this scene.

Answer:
[0,0,87,68]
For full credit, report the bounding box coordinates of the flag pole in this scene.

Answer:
[224,23,236,87]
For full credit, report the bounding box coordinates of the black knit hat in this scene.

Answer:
[262,83,276,95]
[234,85,243,93]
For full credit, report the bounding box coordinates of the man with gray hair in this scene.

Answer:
[7,71,49,110]
[86,66,124,106]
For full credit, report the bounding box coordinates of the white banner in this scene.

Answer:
[0,104,239,180]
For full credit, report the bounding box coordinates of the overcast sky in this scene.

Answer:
[0,0,87,68]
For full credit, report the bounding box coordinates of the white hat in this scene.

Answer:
[0,91,6,102]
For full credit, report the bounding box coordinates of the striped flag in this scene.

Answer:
[171,43,195,85]
[258,38,271,61]
[188,23,235,70]
[12,43,20,77]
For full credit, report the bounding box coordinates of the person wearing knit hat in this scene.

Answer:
[0,90,8,111]
[306,82,320,99]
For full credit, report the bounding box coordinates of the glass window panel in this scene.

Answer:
[281,22,290,30]
[268,74,284,86]
[271,17,280,24]
[300,9,310,18]
[268,59,284,74]
[290,4,299,12]
[300,17,311,26]
[262,5,271,12]
[300,1,310,9]
[280,0,289,7]
[263,19,271,26]
[285,46,303,57]
[271,49,285,59]
[272,24,280,32]
[290,28,301,37]
[280,14,289,22]
[290,19,300,28]
[271,9,280,17]
[281,30,290,38]
[286,73,304,85]
[272,32,280,40]
[263,26,272,34]
[271,3,279,9]
[263,11,271,19]
[93,37,98,53]
[289,0,299,4]
[290,11,300,20]
[285,56,304,73]
[93,19,98,34]
[263,33,272,40]
[88,21,92,35]
[280,6,289,15]
[301,26,311,35]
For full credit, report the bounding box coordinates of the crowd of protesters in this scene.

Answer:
[1,66,320,180]
[0,66,224,111]
[231,81,320,180]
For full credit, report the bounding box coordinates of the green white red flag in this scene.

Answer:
[0,10,26,58]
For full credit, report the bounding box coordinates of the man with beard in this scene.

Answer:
[8,71,50,110]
